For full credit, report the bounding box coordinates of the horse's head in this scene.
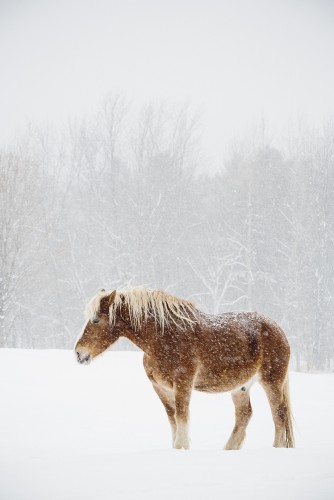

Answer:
[75,289,119,364]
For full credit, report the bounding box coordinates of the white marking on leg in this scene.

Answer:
[164,386,177,443]
[174,420,189,449]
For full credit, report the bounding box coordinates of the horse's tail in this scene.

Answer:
[283,374,295,448]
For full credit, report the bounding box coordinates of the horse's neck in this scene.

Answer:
[120,315,161,355]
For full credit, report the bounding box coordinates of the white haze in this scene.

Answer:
[0,0,334,372]
[1,0,334,168]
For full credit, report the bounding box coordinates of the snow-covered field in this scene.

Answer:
[0,349,333,500]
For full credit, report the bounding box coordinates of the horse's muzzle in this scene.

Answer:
[76,350,92,365]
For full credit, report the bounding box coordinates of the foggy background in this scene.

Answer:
[1,0,334,370]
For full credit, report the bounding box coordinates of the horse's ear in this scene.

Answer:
[108,290,117,307]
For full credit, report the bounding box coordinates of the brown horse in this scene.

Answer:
[75,287,294,450]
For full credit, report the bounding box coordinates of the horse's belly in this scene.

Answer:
[194,367,257,393]
[194,378,236,393]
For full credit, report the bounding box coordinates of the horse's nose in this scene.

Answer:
[76,349,92,365]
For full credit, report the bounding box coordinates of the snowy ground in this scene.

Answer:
[0,350,333,500]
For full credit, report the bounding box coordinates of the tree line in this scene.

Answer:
[1,96,333,371]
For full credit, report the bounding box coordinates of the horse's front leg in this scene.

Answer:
[151,381,177,445]
[143,354,177,445]
[173,379,193,450]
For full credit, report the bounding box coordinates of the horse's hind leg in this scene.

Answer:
[225,386,253,450]
[260,378,295,448]
[259,319,294,447]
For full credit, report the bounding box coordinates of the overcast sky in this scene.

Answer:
[1,0,334,166]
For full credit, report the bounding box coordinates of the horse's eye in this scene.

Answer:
[92,319,99,324]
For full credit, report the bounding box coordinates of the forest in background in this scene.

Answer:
[1,95,333,371]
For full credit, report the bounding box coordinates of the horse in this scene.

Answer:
[75,287,294,450]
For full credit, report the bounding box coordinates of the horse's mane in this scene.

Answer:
[85,287,197,330]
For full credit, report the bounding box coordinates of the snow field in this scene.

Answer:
[0,349,333,499]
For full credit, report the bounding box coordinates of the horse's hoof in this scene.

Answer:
[173,441,189,450]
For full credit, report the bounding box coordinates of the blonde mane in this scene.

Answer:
[85,287,197,330]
